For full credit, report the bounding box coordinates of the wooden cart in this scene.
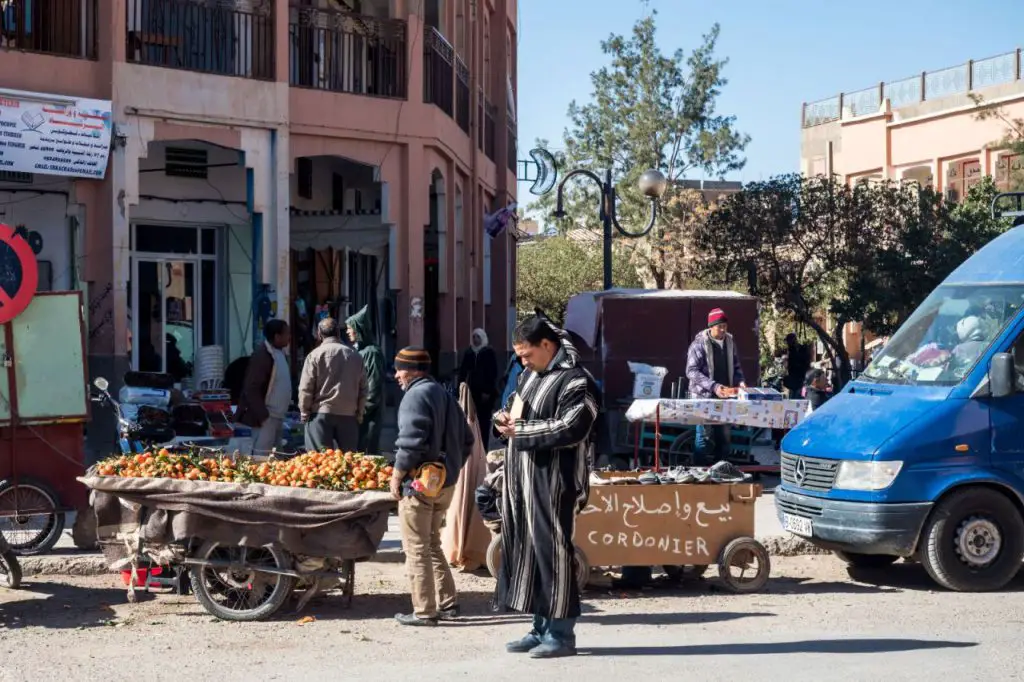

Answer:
[576,472,769,592]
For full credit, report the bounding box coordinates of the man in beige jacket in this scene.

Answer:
[298,317,367,453]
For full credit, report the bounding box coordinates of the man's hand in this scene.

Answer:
[497,420,516,438]
[389,474,402,500]
[300,413,310,423]
[494,411,511,429]
[714,384,730,399]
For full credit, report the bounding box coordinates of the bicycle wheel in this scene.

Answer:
[0,479,65,555]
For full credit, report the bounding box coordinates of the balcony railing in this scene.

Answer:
[126,0,274,80]
[455,55,470,133]
[0,0,99,59]
[289,3,406,98]
[423,26,453,115]
[804,48,1024,127]
[507,119,516,172]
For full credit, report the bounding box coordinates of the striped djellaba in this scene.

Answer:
[497,317,599,619]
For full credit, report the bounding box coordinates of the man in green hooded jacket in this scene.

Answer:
[346,305,385,454]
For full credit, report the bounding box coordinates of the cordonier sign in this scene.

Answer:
[0,223,38,324]
[0,90,112,179]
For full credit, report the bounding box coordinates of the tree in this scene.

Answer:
[841,177,1011,337]
[688,174,870,386]
[516,237,642,325]
[969,92,1024,189]
[529,6,748,288]
[690,174,1012,387]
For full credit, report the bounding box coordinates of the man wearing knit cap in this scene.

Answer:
[685,308,747,464]
[390,347,475,626]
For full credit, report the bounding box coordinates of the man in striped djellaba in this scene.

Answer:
[494,311,599,659]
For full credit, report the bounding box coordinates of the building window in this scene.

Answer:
[297,158,313,200]
[996,153,1023,192]
[946,159,981,203]
[165,147,209,180]
[332,173,345,212]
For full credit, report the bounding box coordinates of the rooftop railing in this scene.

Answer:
[803,49,1023,127]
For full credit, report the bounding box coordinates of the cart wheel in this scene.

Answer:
[189,541,296,622]
[717,537,771,593]
[0,479,65,555]
[0,546,21,589]
[663,564,709,582]
[574,546,590,590]
[668,432,696,467]
[486,534,590,591]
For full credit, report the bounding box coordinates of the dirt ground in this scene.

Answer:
[0,555,1017,682]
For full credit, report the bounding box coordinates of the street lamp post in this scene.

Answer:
[553,167,668,290]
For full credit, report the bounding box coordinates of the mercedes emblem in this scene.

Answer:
[794,458,808,486]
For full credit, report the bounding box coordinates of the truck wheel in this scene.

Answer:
[833,551,898,569]
[919,488,1024,592]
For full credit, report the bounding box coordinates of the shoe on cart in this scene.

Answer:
[708,460,748,483]
[394,612,438,626]
[637,471,661,485]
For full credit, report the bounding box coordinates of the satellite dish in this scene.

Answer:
[528,148,558,196]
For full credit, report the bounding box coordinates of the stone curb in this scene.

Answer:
[19,554,109,577]
[18,535,827,578]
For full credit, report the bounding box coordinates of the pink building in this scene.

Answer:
[801,50,1024,364]
[0,0,518,393]
[801,49,1024,197]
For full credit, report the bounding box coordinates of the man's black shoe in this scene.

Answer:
[438,605,461,620]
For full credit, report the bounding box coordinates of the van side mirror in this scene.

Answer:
[990,353,1016,398]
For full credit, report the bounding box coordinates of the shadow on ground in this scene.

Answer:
[579,638,978,657]
[0,580,154,630]
[844,562,1024,592]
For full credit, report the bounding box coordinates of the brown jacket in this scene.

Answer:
[236,343,274,428]
[298,337,367,419]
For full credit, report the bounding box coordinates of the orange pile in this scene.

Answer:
[95,449,393,493]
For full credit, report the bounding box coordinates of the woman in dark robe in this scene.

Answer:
[458,328,499,438]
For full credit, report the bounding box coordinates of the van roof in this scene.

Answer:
[944,225,1024,286]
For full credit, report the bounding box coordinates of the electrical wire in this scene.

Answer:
[375,0,425,174]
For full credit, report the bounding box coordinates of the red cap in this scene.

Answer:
[708,308,728,328]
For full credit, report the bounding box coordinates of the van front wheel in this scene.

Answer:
[919,488,1024,592]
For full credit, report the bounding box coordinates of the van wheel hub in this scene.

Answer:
[955,517,1001,567]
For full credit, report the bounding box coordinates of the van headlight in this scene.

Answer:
[834,460,903,491]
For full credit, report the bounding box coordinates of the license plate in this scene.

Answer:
[782,513,813,538]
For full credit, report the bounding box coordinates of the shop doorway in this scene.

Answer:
[130,225,220,383]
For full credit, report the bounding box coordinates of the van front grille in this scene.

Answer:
[781,453,839,492]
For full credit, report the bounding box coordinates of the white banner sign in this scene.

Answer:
[0,91,112,179]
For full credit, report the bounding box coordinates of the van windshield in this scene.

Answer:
[862,284,1024,386]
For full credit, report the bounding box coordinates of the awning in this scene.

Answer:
[289,209,390,252]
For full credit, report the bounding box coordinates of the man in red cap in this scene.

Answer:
[685,308,746,464]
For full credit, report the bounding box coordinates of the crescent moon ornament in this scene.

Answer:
[528,148,558,196]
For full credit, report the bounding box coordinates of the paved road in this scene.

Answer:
[0,554,1014,681]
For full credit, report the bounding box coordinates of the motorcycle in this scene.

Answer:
[0,530,22,588]
[91,375,178,455]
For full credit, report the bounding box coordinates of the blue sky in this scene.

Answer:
[516,0,1024,200]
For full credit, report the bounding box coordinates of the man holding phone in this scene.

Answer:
[685,308,747,463]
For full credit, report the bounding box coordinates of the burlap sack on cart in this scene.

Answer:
[80,475,396,565]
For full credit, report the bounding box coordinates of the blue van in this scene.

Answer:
[777,223,1024,592]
